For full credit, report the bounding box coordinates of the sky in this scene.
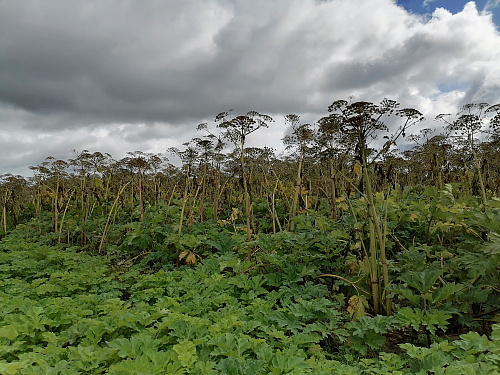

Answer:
[1,0,500,176]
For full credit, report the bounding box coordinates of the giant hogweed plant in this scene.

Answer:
[1,224,500,374]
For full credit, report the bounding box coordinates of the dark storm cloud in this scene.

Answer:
[0,0,357,128]
[0,0,396,126]
[0,0,235,126]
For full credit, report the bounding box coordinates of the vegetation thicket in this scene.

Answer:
[1,99,500,373]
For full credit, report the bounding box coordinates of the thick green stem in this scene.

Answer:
[271,180,279,234]
[138,170,145,221]
[239,139,252,244]
[434,154,443,190]
[58,189,75,244]
[471,139,487,206]
[178,165,190,235]
[361,140,391,315]
[330,159,337,220]
[368,215,380,314]
[289,149,303,231]
[2,206,6,234]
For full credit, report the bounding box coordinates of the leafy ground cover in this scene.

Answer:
[1,185,500,374]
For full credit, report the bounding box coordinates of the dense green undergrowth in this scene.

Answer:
[1,185,500,374]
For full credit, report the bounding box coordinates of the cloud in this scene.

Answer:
[423,0,439,8]
[0,0,499,175]
[485,0,500,11]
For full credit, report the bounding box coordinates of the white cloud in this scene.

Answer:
[0,0,499,175]
[484,0,500,11]
[423,0,439,8]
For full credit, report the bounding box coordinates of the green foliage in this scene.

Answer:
[1,180,500,373]
[0,228,345,373]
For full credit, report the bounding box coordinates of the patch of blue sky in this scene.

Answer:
[437,81,469,93]
[396,0,500,27]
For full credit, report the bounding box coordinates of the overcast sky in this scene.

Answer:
[1,0,500,176]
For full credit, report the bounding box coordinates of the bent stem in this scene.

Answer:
[99,182,131,254]
[316,273,370,296]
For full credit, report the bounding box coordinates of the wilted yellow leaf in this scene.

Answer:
[178,251,189,260]
[229,207,239,222]
[186,252,197,265]
[179,251,199,265]
[353,163,362,178]
[347,295,366,320]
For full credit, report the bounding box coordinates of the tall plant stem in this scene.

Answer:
[53,178,60,232]
[239,139,252,244]
[138,170,145,221]
[168,183,177,207]
[212,172,221,223]
[178,165,190,235]
[186,175,204,225]
[289,149,304,231]
[362,155,392,315]
[329,159,338,220]
[367,217,380,314]
[434,154,444,190]
[271,180,278,234]
[58,189,75,243]
[99,182,130,254]
[35,182,41,218]
[470,138,488,206]
[2,191,9,234]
